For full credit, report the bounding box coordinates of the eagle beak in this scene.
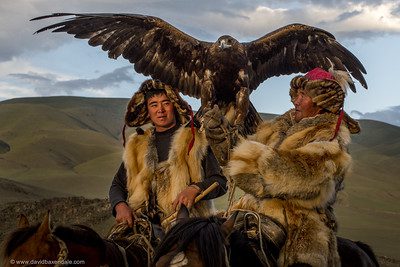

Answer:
[219,40,231,49]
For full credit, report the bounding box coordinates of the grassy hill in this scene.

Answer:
[334,120,400,262]
[0,177,71,202]
[0,96,399,262]
[0,96,126,197]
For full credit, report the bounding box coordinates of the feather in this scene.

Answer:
[327,60,354,94]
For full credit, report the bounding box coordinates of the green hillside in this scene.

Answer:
[0,97,127,197]
[0,177,71,202]
[0,96,399,261]
[334,120,400,261]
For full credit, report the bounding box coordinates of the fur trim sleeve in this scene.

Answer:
[228,139,351,208]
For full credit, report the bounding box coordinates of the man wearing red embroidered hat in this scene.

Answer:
[204,67,361,266]
[108,79,227,239]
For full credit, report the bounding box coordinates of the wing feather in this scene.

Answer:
[245,23,367,92]
[32,13,211,98]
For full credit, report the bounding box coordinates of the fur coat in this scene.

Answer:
[229,110,354,267]
[123,125,215,227]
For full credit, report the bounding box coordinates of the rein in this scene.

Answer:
[107,220,155,267]
[231,209,287,267]
[51,234,69,267]
[224,179,236,217]
[127,233,154,266]
[243,211,270,267]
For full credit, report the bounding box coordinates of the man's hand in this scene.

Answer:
[172,185,201,211]
[115,202,134,227]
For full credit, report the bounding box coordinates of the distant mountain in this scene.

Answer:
[0,96,128,198]
[2,96,128,139]
[352,106,400,127]
[0,96,399,260]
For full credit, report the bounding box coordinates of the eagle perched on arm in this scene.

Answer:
[32,13,367,134]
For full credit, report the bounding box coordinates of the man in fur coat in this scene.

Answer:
[109,79,227,233]
[205,68,361,266]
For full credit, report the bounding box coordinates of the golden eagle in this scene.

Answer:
[32,13,367,134]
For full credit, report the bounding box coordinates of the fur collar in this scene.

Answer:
[123,125,215,225]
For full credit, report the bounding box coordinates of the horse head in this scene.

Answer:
[1,211,68,267]
[2,210,155,267]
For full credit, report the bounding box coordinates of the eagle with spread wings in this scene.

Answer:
[32,13,367,134]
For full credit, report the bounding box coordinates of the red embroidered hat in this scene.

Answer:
[290,68,360,134]
[305,67,335,80]
[290,68,345,114]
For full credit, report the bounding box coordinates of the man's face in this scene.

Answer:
[293,89,322,122]
[147,93,177,132]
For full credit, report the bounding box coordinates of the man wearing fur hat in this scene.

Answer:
[109,79,227,233]
[204,68,361,266]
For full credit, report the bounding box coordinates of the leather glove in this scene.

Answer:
[203,105,237,165]
[203,105,230,142]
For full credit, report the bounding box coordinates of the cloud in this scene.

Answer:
[310,0,385,7]
[392,3,400,16]
[0,82,40,101]
[336,10,363,21]
[9,66,134,96]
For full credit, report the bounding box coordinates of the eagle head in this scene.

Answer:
[217,35,238,50]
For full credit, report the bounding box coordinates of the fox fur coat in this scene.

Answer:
[228,110,355,267]
[123,126,215,227]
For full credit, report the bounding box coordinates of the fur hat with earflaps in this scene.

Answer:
[289,67,361,134]
[125,79,192,127]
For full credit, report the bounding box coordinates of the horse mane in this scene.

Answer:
[355,241,380,266]
[53,224,105,250]
[154,216,228,267]
[0,223,40,258]
[106,222,151,267]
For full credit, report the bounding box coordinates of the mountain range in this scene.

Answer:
[352,105,400,127]
[0,96,399,263]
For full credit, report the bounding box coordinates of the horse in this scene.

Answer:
[154,207,267,267]
[153,206,380,267]
[1,212,150,267]
[1,213,69,267]
[337,237,380,267]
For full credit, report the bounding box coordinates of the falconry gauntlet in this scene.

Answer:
[203,105,238,166]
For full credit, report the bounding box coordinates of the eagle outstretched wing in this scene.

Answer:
[245,23,367,92]
[32,13,212,98]
[32,13,367,135]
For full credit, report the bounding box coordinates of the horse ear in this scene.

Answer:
[37,210,52,237]
[17,214,29,228]
[177,204,190,220]
[221,211,239,239]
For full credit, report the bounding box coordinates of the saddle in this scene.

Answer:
[233,210,287,266]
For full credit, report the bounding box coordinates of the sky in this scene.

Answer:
[1,0,400,117]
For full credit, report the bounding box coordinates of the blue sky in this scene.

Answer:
[1,0,400,116]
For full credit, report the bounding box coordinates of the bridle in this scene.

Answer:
[51,234,69,267]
